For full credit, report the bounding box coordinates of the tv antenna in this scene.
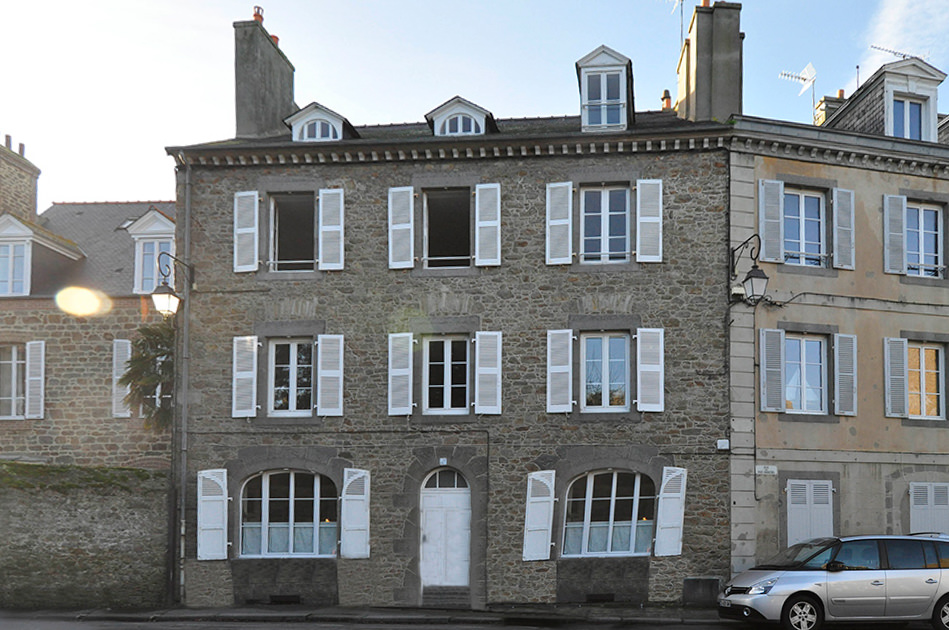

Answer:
[780,63,818,123]
[670,0,684,50]
[870,44,927,60]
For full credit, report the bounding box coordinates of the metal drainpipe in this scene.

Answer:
[177,152,192,602]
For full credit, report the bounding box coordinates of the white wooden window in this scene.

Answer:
[784,334,827,414]
[760,181,853,270]
[581,187,629,263]
[240,470,338,557]
[197,468,229,560]
[908,342,944,419]
[654,466,687,556]
[134,238,174,294]
[268,338,314,417]
[522,470,556,561]
[266,189,344,272]
[424,188,471,268]
[423,335,469,414]
[580,333,629,412]
[761,330,855,416]
[783,189,825,266]
[299,119,339,141]
[910,482,949,533]
[0,343,27,418]
[893,97,924,140]
[439,114,482,136]
[884,195,944,278]
[112,339,132,418]
[581,70,626,130]
[340,468,371,558]
[562,470,655,557]
[786,479,834,546]
[0,241,29,296]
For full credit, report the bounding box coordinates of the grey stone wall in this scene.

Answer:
[0,143,39,223]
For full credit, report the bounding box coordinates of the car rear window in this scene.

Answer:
[936,541,949,568]
[884,539,930,569]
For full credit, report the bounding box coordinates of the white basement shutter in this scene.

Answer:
[546,329,573,413]
[231,335,258,418]
[834,334,857,416]
[522,470,556,561]
[388,333,413,415]
[233,191,259,273]
[654,466,687,556]
[884,194,907,274]
[25,340,45,419]
[546,182,573,265]
[884,337,909,417]
[832,188,855,270]
[759,179,784,263]
[636,179,663,263]
[636,328,664,412]
[318,188,344,270]
[475,183,501,266]
[388,187,414,269]
[760,328,786,412]
[910,483,949,534]
[197,469,228,560]
[340,468,370,558]
[787,479,833,546]
[316,334,344,416]
[474,331,502,414]
[112,339,132,418]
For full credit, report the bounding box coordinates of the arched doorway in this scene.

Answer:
[419,468,471,593]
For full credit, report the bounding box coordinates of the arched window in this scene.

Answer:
[240,470,338,557]
[300,119,339,141]
[562,471,655,557]
[423,468,469,489]
[439,114,481,136]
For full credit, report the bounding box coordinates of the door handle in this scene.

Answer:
[871,581,884,586]
[927,579,939,584]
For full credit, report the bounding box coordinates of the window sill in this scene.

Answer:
[256,414,322,426]
[777,413,839,424]
[560,552,650,559]
[899,273,948,288]
[569,260,640,273]
[776,264,838,278]
[412,266,480,278]
[413,413,477,425]
[901,417,947,428]
[559,411,642,424]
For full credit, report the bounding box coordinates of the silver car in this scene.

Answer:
[719,534,949,630]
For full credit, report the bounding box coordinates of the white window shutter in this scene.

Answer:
[340,468,370,558]
[884,194,907,274]
[546,182,573,265]
[654,466,687,556]
[832,188,855,270]
[475,183,501,266]
[636,179,663,263]
[522,470,556,561]
[786,480,809,546]
[636,328,664,412]
[231,335,258,418]
[197,469,228,560]
[546,329,573,413]
[474,331,502,414]
[759,179,784,263]
[884,337,909,417]
[787,479,833,546]
[910,483,949,534]
[24,340,44,419]
[760,328,786,412]
[233,191,259,273]
[388,333,413,415]
[388,187,414,269]
[834,334,857,416]
[318,188,344,270]
[316,334,344,416]
[112,339,132,418]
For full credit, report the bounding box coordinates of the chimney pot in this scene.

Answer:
[270,34,279,46]
[18,143,25,157]
[661,89,672,110]
[253,6,263,22]
[837,89,845,98]
[4,135,10,149]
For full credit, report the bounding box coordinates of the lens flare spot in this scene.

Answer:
[55,286,113,317]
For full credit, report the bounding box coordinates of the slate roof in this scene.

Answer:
[37,201,176,297]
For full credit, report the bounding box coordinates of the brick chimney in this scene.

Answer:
[234,7,296,138]
[675,1,743,123]
[815,89,846,126]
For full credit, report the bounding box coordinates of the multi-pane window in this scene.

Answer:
[269,192,316,271]
[894,98,923,140]
[268,339,313,417]
[440,114,481,136]
[581,333,629,412]
[906,203,942,278]
[240,471,338,557]
[0,344,25,418]
[300,119,339,141]
[423,335,469,414]
[908,342,944,419]
[0,242,27,296]
[583,71,624,128]
[784,335,826,413]
[424,189,471,268]
[562,471,655,556]
[783,190,824,266]
[137,239,173,294]
[581,187,629,263]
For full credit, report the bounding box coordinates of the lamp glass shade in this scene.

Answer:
[742,264,769,302]
[151,283,181,316]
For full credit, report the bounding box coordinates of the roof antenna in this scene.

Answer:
[669,0,684,50]
[780,63,818,123]
[870,44,927,60]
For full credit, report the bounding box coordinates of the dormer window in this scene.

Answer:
[426,97,495,138]
[576,46,633,133]
[441,114,482,136]
[300,119,340,141]
[880,59,945,143]
[126,208,176,295]
[286,102,357,144]
[893,97,924,140]
[0,215,33,297]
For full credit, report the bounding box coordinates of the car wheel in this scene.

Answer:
[933,595,949,630]
[781,595,823,630]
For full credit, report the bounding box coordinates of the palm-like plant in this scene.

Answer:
[118,319,175,431]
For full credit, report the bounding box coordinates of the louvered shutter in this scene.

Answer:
[786,480,810,546]
[340,468,370,558]
[316,334,344,416]
[546,330,573,413]
[546,182,573,265]
[810,481,834,539]
[234,191,259,273]
[834,334,857,416]
[24,340,44,419]
[832,188,855,270]
[197,469,228,560]
[636,179,663,263]
[388,333,413,415]
[231,336,258,418]
[318,188,344,270]
[884,195,907,274]
[475,183,501,266]
[759,180,784,262]
[885,337,909,417]
[760,328,786,412]
[654,466,687,556]
[112,339,132,418]
[522,470,556,561]
[388,187,414,269]
[636,328,664,412]
[474,331,502,414]
[787,479,834,546]
[910,483,949,534]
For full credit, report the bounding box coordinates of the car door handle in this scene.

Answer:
[927,579,939,584]
[871,581,884,586]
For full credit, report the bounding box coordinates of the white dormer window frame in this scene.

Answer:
[883,71,940,142]
[286,103,349,144]
[0,215,34,297]
[581,67,627,131]
[427,98,490,138]
[126,210,176,295]
[299,118,340,142]
[440,114,482,136]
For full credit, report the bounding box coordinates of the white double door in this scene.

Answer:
[420,487,471,587]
